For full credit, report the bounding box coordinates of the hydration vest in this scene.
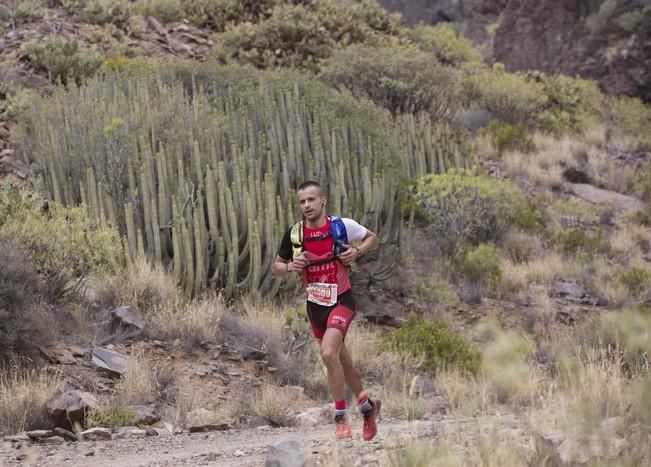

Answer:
[290,216,348,265]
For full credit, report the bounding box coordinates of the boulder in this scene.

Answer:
[109,306,145,342]
[567,183,645,212]
[79,427,112,441]
[551,279,608,307]
[185,408,230,433]
[266,435,305,467]
[38,436,65,445]
[53,427,78,441]
[26,430,54,440]
[90,347,129,377]
[295,407,329,427]
[129,405,160,425]
[46,386,99,430]
[536,419,629,466]
[111,426,147,440]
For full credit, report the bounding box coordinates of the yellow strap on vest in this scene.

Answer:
[290,221,303,260]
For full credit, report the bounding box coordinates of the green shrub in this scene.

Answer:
[616,8,649,33]
[0,184,124,302]
[135,0,183,23]
[321,44,457,118]
[599,309,651,372]
[212,1,404,71]
[485,120,534,153]
[585,0,617,33]
[410,22,483,67]
[81,0,131,26]
[548,199,603,222]
[464,65,547,126]
[22,36,104,85]
[554,228,607,257]
[526,72,603,135]
[461,243,502,288]
[380,319,481,375]
[414,276,460,307]
[412,169,534,258]
[85,405,137,428]
[180,0,273,30]
[615,267,651,297]
[213,4,334,70]
[608,95,651,151]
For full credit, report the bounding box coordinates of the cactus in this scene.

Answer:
[16,65,475,297]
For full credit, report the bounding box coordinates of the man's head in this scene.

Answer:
[297,180,326,223]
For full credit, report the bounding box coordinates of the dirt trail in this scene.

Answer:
[1,415,525,467]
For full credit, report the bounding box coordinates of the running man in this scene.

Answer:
[273,181,381,440]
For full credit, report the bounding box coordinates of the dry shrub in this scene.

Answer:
[254,384,296,427]
[501,229,544,264]
[0,365,63,434]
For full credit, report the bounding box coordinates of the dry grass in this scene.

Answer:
[0,365,63,434]
[610,221,651,263]
[502,134,576,190]
[171,379,213,427]
[96,258,181,314]
[530,345,630,434]
[344,322,381,376]
[501,229,544,264]
[481,329,545,406]
[254,384,297,426]
[591,256,631,307]
[154,293,225,343]
[385,419,533,466]
[500,251,580,295]
[114,350,159,405]
[437,368,492,416]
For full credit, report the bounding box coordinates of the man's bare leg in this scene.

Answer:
[339,343,364,398]
[320,328,346,401]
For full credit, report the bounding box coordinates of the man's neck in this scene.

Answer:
[305,214,327,229]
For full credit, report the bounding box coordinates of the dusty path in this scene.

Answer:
[1,414,529,466]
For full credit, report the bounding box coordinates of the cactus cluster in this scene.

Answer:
[399,113,475,180]
[19,66,441,297]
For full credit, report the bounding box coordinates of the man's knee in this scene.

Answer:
[320,345,340,367]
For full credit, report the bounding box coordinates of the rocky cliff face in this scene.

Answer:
[379,0,651,103]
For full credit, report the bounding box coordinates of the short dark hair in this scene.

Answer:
[297,180,322,193]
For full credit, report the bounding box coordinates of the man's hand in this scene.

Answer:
[338,244,360,266]
[288,253,308,272]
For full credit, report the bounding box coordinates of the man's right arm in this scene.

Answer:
[272,230,308,278]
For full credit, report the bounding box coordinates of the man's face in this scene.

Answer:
[297,185,326,222]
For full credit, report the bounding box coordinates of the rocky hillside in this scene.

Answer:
[379,0,651,103]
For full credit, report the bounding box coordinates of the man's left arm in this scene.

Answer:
[339,225,378,266]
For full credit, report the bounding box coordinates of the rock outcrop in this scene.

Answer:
[380,0,651,103]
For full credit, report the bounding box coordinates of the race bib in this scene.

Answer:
[306,283,338,306]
